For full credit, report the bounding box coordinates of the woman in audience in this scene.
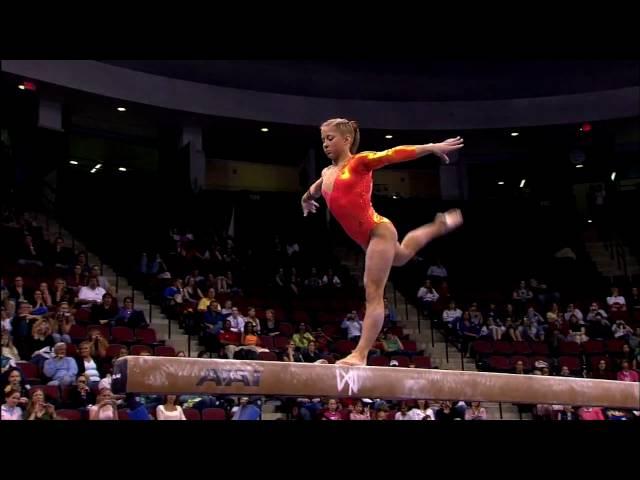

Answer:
[2,389,23,420]
[89,388,118,420]
[67,264,88,292]
[262,309,279,336]
[90,293,118,325]
[408,399,434,420]
[591,359,615,380]
[616,360,639,382]
[31,290,49,316]
[292,323,315,349]
[322,398,342,420]
[578,406,605,420]
[183,277,204,307]
[302,341,323,363]
[28,318,56,361]
[75,341,105,387]
[349,399,370,420]
[282,340,304,363]
[26,388,58,420]
[464,401,487,420]
[156,395,187,420]
[244,307,261,334]
[2,332,20,372]
[52,278,74,306]
[49,302,73,344]
[503,319,523,342]
[1,367,30,403]
[67,373,97,410]
[86,327,109,359]
[567,314,588,344]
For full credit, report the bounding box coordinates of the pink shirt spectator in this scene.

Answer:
[617,370,639,382]
[323,410,342,420]
[578,407,605,421]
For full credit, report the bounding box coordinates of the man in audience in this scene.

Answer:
[90,293,119,325]
[78,278,107,307]
[426,259,448,284]
[8,277,33,305]
[48,236,74,269]
[43,342,78,386]
[606,287,627,312]
[341,311,363,343]
[228,307,245,333]
[89,265,111,292]
[442,300,463,332]
[417,280,439,317]
[17,234,44,267]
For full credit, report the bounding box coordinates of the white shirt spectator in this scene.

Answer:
[1,317,11,333]
[408,407,435,420]
[156,405,186,420]
[586,309,608,322]
[563,308,584,323]
[417,287,439,303]
[78,285,106,304]
[612,322,633,339]
[229,315,245,333]
[606,295,626,309]
[286,243,300,256]
[442,308,463,324]
[341,317,363,338]
[395,411,413,421]
[427,264,448,278]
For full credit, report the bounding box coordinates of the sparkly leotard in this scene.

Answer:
[322,146,418,249]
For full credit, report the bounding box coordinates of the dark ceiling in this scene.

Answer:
[100,60,640,102]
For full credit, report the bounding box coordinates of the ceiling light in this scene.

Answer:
[18,85,25,90]
[118,167,127,172]
[510,132,519,137]
[610,171,616,181]
[587,219,593,223]
[575,164,584,168]
[261,127,269,132]
[385,135,393,139]
[117,107,127,112]
[519,179,526,188]
[90,169,97,174]
[497,181,505,185]
[94,164,102,170]
[69,160,79,165]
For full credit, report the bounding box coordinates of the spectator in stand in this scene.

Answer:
[442,301,463,332]
[43,342,78,386]
[31,290,49,316]
[156,395,186,420]
[563,303,584,323]
[86,327,109,359]
[8,276,33,305]
[417,280,439,317]
[67,265,88,292]
[616,360,639,382]
[606,287,627,312]
[465,402,487,420]
[526,307,544,325]
[567,315,588,344]
[203,302,223,354]
[578,406,605,421]
[628,287,640,312]
[381,329,410,357]
[89,388,118,420]
[407,399,434,420]
[89,265,111,292]
[11,302,40,358]
[556,405,578,421]
[591,359,615,380]
[1,367,31,403]
[302,341,323,363]
[28,318,56,362]
[322,398,342,420]
[114,297,148,329]
[2,389,23,420]
[383,297,397,327]
[78,278,106,307]
[219,319,240,358]
[1,333,20,373]
[504,319,523,342]
[76,252,91,275]
[512,280,533,314]
[341,311,363,343]
[587,313,612,340]
[459,314,480,356]
[262,309,279,336]
[1,304,11,334]
[49,303,73,344]
[17,234,44,267]
[304,267,322,289]
[612,319,633,341]
[49,236,73,269]
[183,277,204,307]
[586,302,608,323]
[25,388,58,420]
[520,318,544,342]
[231,397,262,420]
[75,341,105,386]
[426,260,448,288]
[514,360,525,375]
[228,307,245,333]
[292,323,315,349]
[546,303,561,323]
[350,400,370,420]
[289,268,301,295]
[197,288,217,313]
[67,374,96,410]
[322,269,342,288]
[52,278,74,306]
[395,402,412,420]
[282,340,304,363]
[244,308,262,334]
[558,365,572,377]
[90,294,118,325]
[435,401,456,421]
[221,300,234,317]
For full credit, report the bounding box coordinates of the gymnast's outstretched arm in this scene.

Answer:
[357,137,464,171]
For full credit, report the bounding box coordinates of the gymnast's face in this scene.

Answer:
[321,126,350,161]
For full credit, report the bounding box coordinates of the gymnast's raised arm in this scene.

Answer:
[356,137,464,171]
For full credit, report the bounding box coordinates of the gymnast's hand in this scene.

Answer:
[301,197,320,216]
[430,137,464,164]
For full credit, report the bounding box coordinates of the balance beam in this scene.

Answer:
[111,356,640,409]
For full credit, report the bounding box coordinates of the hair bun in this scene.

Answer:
[349,120,359,130]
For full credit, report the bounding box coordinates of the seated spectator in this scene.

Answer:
[67,264,88,292]
[616,360,639,382]
[591,359,615,380]
[1,367,31,404]
[52,278,74,306]
[558,365,572,377]
[77,278,106,307]
[503,319,523,342]
[459,315,480,355]
[304,267,322,289]
[28,319,56,361]
[11,302,39,358]
[231,396,261,420]
[586,302,608,322]
[2,389,23,420]
[221,300,234,317]
[114,297,148,329]
[395,402,412,420]
[183,277,204,307]
[67,374,97,409]
[1,332,20,373]
[408,399,434,420]
[341,311,363,343]
[442,301,463,332]
[514,360,526,375]
[512,280,533,313]
[427,259,448,283]
[163,279,185,316]
[381,329,410,356]
[578,406,605,421]
[520,318,544,342]
[227,307,245,334]
[88,265,111,292]
[556,405,578,421]
[292,324,315,349]
[75,341,105,386]
[8,276,33,305]
[197,288,217,312]
[90,294,118,325]
[322,398,342,420]
[375,409,389,421]
[563,304,584,323]
[17,234,44,267]
[546,303,561,323]
[48,236,74,269]
[604,408,630,421]
[282,340,304,363]
[25,388,58,420]
[203,302,224,353]
[628,287,640,312]
[289,268,301,296]
[350,399,371,420]
[244,308,262,334]
[606,287,627,312]
[464,401,487,420]
[235,322,268,356]
[86,327,109,359]
[435,401,456,421]
[417,280,439,317]
[219,319,241,359]
[612,319,633,341]
[49,302,73,344]
[1,304,11,334]
[526,307,544,325]
[322,269,341,288]
[156,395,186,420]
[76,252,91,275]
[31,290,49,316]
[89,388,118,420]
[43,342,78,386]
[302,341,323,363]
[586,313,612,340]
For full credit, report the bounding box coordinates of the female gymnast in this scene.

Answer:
[301,118,464,366]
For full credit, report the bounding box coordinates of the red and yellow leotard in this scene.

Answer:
[322,146,418,249]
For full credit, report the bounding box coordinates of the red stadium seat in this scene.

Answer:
[258,336,274,350]
[493,341,514,356]
[57,409,82,421]
[111,326,135,344]
[488,356,511,372]
[258,351,278,362]
[106,344,124,358]
[412,356,432,369]
[154,345,176,357]
[512,342,533,355]
[183,408,201,421]
[135,328,159,345]
[558,342,580,356]
[369,356,389,367]
[202,408,227,420]
[558,356,582,374]
[582,340,604,356]
[391,355,410,368]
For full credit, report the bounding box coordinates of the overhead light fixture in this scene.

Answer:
[90,169,97,174]
[94,164,102,170]
[18,85,25,90]
[587,219,593,223]
[260,127,269,132]
[385,135,393,139]
[118,167,127,172]
[392,194,399,199]
[575,164,584,168]
[117,107,127,112]
[610,171,616,181]
[498,181,505,185]
[69,160,79,165]
[520,179,526,188]
[510,132,519,137]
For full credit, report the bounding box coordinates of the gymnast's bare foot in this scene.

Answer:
[435,209,463,235]
[335,353,367,367]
